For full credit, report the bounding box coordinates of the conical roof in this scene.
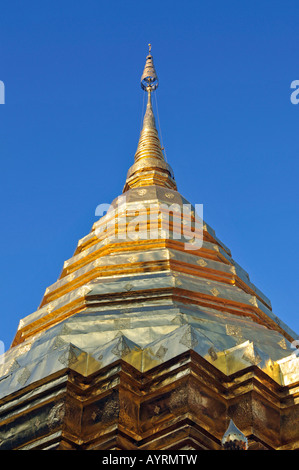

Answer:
[1,46,299,408]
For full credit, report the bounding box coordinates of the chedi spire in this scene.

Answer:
[123,44,177,192]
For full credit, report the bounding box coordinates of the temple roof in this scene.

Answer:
[0,46,298,402]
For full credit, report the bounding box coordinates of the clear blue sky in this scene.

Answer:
[0,0,298,350]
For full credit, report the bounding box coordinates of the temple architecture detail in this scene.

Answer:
[0,46,298,450]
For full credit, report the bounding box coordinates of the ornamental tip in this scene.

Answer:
[141,44,158,91]
[221,419,248,450]
[123,45,176,192]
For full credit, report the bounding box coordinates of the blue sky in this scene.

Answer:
[0,0,298,349]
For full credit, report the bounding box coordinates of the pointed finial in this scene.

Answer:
[123,45,176,192]
[221,419,248,450]
[141,44,158,91]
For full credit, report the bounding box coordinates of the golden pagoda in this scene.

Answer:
[0,46,299,451]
